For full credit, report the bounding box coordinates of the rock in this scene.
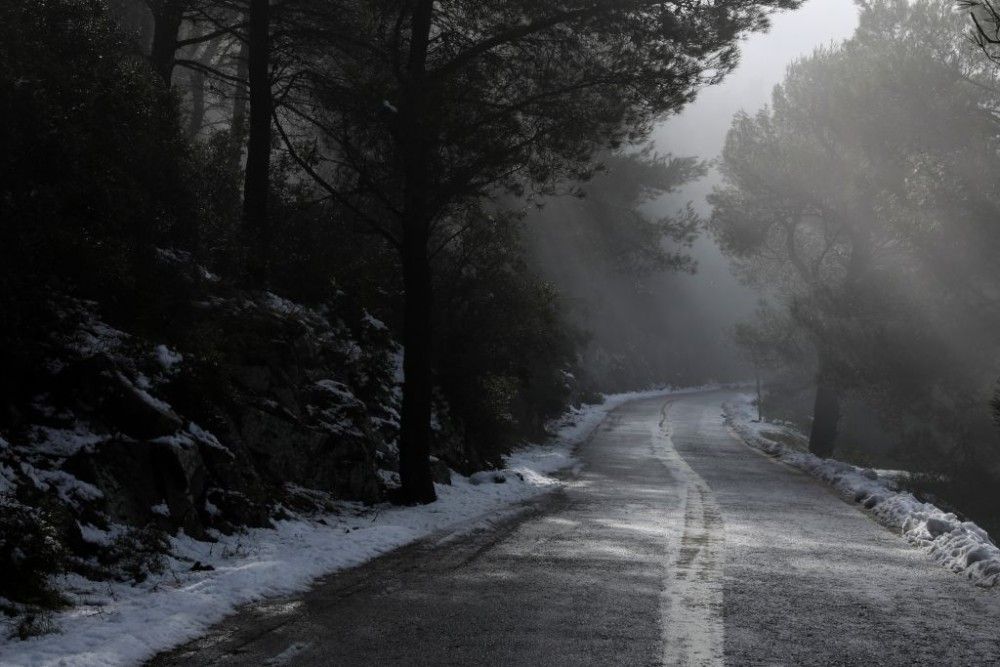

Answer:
[344,458,380,501]
[63,439,161,526]
[63,437,209,537]
[49,353,116,407]
[35,283,397,546]
[102,373,184,439]
[231,365,271,393]
[152,438,207,536]
[232,400,380,502]
[237,406,328,484]
[469,470,506,485]
[429,457,452,485]
[206,488,272,528]
[56,355,184,439]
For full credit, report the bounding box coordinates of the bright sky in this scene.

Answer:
[652,0,859,209]
[642,0,860,363]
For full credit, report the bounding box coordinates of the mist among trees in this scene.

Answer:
[9,0,1000,655]
[713,0,1000,531]
[0,0,797,615]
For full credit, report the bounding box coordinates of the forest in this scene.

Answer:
[713,0,1000,535]
[7,0,1000,662]
[0,0,789,621]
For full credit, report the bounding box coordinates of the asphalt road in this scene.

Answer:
[150,391,1000,666]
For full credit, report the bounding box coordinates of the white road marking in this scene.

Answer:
[658,400,725,667]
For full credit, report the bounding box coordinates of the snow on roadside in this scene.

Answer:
[1,386,690,667]
[724,393,1000,588]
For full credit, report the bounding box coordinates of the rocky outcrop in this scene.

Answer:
[1,264,400,551]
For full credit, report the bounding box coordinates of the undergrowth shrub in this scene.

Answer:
[0,498,67,608]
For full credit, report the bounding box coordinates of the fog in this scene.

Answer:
[14,0,1000,650]
[652,0,859,206]
[646,0,859,383]
[526,0,859,388]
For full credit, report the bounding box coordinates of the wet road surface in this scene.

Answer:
[151,391,1000,666]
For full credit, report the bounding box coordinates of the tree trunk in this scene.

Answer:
[809,379,840,458]
[186,37,220,139]
[398,224,437,504]
[393,0,438,504]
[242,0,272,284]
[187,68,206,138]
[149,0,184,84]
[230,38,250,170]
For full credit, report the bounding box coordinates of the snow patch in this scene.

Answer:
[314,380,361,406]
[724,394,1000,588]
[116,372,173,414]
[21,465,103,508]
[154,345,183,371]
[77,523,118,547]
[185,422,233,457]
[0,386,695,666]
[28,425,103,457]
[361,310,387,331]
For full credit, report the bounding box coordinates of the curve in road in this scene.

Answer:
[151,390,1000,666]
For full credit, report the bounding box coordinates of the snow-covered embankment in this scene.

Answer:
[724,394,1000,587]
[2,387,680,667]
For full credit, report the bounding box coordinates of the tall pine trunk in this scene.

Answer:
[187,37,220,139]
[242,0,272,284]
[809,366,840,458]
[398,222,437,504]
[187,68,206,137]
[149,0,183,84]
[230,39,250,171]
[395,0,438,504]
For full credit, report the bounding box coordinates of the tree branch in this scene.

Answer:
[271,110,401,247]
[428,1,644,82]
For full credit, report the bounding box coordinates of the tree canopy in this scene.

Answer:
[712,0,1000,465]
